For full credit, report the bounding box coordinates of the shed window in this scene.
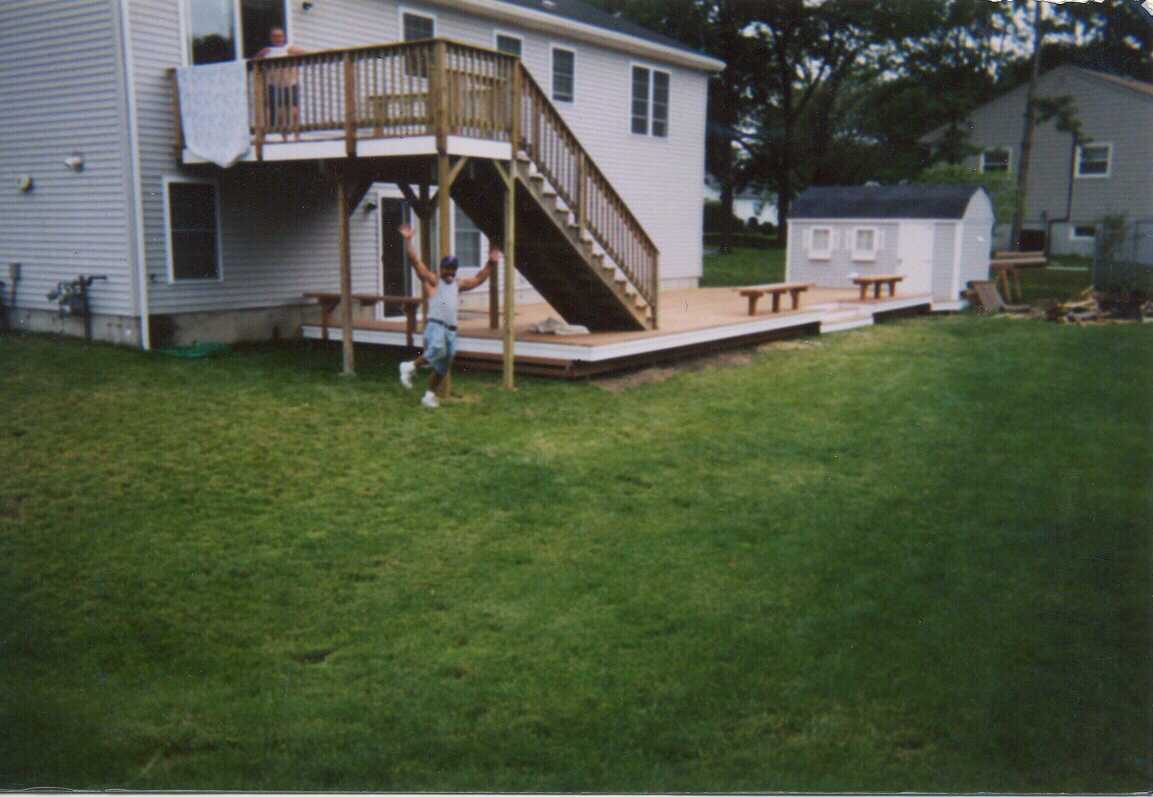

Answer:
[809,227,833,260]
[1071,225,1097,240]
[552,47,575,102]
[981,148,1011,174]
[166,180,221,282]
[1075,144,1111,178]
[852,227,879,261]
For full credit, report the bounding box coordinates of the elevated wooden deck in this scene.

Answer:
[301,287,944,378]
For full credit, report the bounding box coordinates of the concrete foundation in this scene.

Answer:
[6,307,142,347]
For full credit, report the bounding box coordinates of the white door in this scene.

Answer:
[896,222,934,295]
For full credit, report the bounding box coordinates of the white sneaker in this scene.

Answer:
[421,391,440,409]
[399,361,415,389]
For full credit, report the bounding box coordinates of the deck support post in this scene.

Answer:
[493,159,516,390]
[437,151,453,398]
[337,168,355,376]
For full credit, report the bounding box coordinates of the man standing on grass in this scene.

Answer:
[397,224,500,408]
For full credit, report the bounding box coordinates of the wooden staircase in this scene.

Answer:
[451,64,658,331]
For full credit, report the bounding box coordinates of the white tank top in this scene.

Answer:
[428,280,459,327]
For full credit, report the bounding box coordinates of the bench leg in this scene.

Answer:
[859,285,868,301]
[404,305,415,348]
[789,289,802,310]
[771,292,781,313]
[747,295,759,316]
[874,283,882,299]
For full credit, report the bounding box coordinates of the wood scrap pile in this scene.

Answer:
[1045,289,1153,325]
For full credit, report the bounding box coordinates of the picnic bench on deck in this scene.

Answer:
[303,292,423,347]
[738,283,813,316]
[852,275,903,300]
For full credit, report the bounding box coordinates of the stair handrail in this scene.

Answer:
[516,64,659,322]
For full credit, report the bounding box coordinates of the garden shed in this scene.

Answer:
[786,185,995,301]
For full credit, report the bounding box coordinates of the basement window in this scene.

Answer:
[1070,225,1097,240]
[980,147,1011,174]
[809,227,833,261]
[165,178,222,282]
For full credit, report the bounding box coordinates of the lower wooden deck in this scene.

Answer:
[300,286,957,377]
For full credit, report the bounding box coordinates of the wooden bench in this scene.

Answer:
[738,283,813,316]
[303,292,422,347]
[852,274,904,300]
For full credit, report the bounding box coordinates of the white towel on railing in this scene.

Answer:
[177,62,250,168]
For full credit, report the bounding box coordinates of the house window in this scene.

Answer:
[495,32,522,57]
[1071,224,1097,240]
[1075,143,1111,178]
[454,204,482,269]
[980,147,1011,174]
[631,66,670,137]
[809,227,833,260]
[552,47,575,102]
[187,0,288,65]
[165,179,222,282]
[401,10,435,41]
[852,226,879,261]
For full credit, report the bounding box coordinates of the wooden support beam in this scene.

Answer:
[419,179,432,326]
[502,159,516,390]
[447,156,469,189]
[343,52,357,158]
[337,169,355,376]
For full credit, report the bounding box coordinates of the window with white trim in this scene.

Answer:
[1075,143,1111,178]
[980,147,1011,174]
[187,0,289,65]
[495,32,522,57]
[454,204,482,269]
[552,47,575,102]
[631,65,670,138]
[852,226,879,261]
[809,227,833,260]
[165,179,222,282]
[1071,224,1097,240]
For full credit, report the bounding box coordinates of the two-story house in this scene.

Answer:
[922,65,1153,256]
[0,0,724,350]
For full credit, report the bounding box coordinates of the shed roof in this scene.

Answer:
[790,185,983,221]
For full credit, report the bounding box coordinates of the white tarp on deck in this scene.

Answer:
[177,62,250,168]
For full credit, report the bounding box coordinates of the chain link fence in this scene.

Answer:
[1093,217,1153,293]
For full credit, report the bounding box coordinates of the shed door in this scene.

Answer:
[897,223,934,295]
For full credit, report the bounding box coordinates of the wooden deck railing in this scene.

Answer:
[516,68,659,321]
[178,38,658,319]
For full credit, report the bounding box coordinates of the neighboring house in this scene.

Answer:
[786,185,994,302]
[921,65,1153,256]
[704,177,778,229]
[0,0,723,346]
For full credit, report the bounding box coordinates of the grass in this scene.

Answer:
[1,285,1151,791]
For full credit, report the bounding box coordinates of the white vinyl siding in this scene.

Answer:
[0,0,136,318]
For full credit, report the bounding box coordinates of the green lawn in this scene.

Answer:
[2,310,1150,791]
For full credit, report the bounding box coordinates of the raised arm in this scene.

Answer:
[399,224,437,288]
[459,245,502,291]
